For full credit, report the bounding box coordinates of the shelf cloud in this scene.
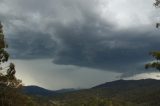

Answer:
[0,0,159,75]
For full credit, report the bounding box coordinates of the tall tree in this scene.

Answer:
[0,22,22,88]
[0,22,38,106]
[154,0,160,28]
[145,0,160,71]
[145,51,160,71]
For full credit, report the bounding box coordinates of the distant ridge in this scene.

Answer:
[22,86,57,96]
[23,79,160,97]
[22,79,160,105]
[92,79,160,89]
[22,86,78,96]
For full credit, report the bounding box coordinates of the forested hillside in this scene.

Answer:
[21,79,160,106]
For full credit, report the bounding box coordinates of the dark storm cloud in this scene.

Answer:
[53,24,160,73]
[7,31,57,59]
[0,0,158,74]
[0,0,108,59]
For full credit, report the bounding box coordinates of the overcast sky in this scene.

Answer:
[0,0,160,90]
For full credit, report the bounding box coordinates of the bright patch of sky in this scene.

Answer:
[12,59,121,90]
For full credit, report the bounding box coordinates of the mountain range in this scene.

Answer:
[22,79,160,106]
[23,79,160,96]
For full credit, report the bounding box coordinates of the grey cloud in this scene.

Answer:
[7,31,57,59]
[0,0,109,59]
[0,0,158,75]
[53,24,156,73]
